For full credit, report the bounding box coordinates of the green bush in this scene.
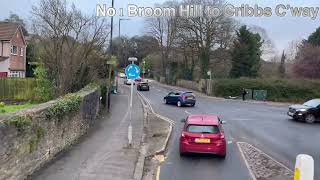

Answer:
[46,93,82,119]
[212,78,320,102]
[5,115,32,131]
[0,102,5,108]
[100,84,107,107]
[34,66,54,102]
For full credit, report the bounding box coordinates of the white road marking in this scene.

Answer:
[231,118,255,121]
[184,110,191,115]
[238,142,293,173]
[227,141,233,144]
[237,142,257,180]
[137,91,175,125]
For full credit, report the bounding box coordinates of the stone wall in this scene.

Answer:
[0,87,101,180]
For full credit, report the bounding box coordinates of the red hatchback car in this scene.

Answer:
[179,114,226,158]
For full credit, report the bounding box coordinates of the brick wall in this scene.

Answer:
[10,28,26,71]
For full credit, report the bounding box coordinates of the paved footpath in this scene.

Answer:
[29,85,143,180]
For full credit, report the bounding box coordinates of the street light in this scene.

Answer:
[142,60,146,79]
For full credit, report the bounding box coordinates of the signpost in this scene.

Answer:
[125,57,139,147]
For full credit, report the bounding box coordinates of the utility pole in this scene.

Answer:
[107,0,114,111]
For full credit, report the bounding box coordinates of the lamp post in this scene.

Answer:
[142,60,146,79]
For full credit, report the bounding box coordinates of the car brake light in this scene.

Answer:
[181,133,185,137]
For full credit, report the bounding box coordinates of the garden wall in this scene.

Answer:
[0,86,101,180]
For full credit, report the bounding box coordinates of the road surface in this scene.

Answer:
[139,80,320,180]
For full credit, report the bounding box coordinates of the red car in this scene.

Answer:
[135,77,142,82]
[179,114,227,158]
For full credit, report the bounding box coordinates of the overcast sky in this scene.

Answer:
[1,0,320,54]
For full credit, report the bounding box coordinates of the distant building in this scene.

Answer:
[0,22,27,78]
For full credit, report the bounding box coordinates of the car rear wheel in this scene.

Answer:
[164,98,168,104]
[177,101,182,107]
[305,114,316,123]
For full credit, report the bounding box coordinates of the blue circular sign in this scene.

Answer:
[125,64,140,80]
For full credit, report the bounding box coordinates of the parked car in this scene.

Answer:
[137,82,150,91]
[135,77,142,82]
[118,72,126,78]
[179,114,226,158]
[288,99,320,123]
[124,77,135,85]
[164,91,196,107]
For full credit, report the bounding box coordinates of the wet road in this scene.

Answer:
[139,80,320,180]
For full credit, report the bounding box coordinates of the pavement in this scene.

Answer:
[29,84,144,180]
[138,80,320,180]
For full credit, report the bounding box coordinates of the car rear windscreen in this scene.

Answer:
[187,125,220,134]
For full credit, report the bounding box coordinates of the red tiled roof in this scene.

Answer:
[0,22,20,41]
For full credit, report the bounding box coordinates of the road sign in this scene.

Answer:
[125,64,140,80]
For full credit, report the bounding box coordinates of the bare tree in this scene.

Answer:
[32,0,110,94]
[249,25,276,61]
[293,43,320,79]
[145,1,179,79]
[177,0,235,78]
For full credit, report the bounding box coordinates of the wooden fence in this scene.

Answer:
[0,78,37,100]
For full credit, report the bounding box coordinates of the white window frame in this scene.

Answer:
[9,71,20,78]
[11,45,18,55]
[20,47,24,56]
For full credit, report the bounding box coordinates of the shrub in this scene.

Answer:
[46,93,82,119]
[5,115,32,131]
[100,84,107,107]
[212,78,320,102]
[34,66,54,102]
[0,102,5,108]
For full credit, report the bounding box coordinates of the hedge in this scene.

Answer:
[212,78,320,103]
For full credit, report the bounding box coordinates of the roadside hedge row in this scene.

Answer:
[212,78,320,102]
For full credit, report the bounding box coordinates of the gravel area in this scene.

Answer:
[238,142,293,180]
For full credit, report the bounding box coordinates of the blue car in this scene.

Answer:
[164,91,196,107]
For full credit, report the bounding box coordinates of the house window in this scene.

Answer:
[11,45,18,55]
[20,47,24,56]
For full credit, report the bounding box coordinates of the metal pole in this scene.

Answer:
[128,60,134,147]
[119,19,121,38]
[107,0,114,112]
[109,0,114,52]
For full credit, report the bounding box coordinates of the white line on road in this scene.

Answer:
[137,91,175,125]
[237,142,257,180]
[238,142,293,173]
[184,110,191,115]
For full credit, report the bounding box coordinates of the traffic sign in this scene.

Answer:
[125,64,140,80]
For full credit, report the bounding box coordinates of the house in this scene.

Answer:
[0,22,27,78]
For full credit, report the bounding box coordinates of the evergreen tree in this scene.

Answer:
[279,50,286,78]
[307,27,320,46]
[230,25,263,78]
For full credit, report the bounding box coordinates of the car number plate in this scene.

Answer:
[195,138,210,143]
[187,97,194,100]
